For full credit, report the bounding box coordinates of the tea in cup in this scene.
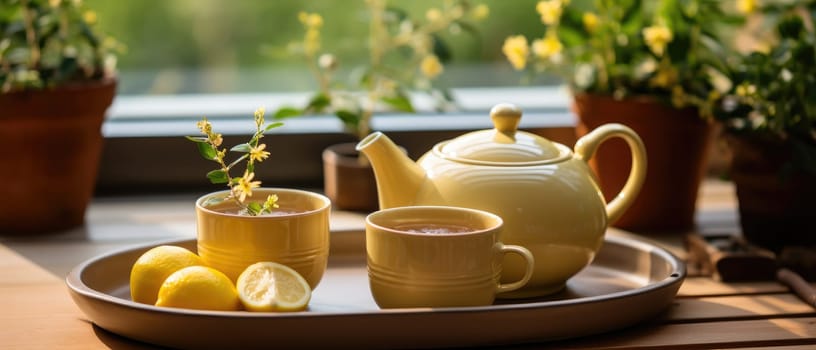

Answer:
[365,206,534,308]
[196,188,330,288]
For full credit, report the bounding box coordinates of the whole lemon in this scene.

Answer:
[155,266,240,311]
[130,245,205,305]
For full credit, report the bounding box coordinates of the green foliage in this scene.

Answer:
[503,0,742,117]
[271,0,489,140]
[0,0,121,93]
[713,3,816,175]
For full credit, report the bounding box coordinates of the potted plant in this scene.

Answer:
[502,0,742,232]
[0,0,120,234]
[187,110,332,287]
[713,4,816,252]
[272,0,488,212]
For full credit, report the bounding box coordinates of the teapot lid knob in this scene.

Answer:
[490,103,522,135]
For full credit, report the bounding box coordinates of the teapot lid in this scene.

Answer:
[435,103,569,165]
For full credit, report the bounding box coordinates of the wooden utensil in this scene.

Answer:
[685,233,815,310]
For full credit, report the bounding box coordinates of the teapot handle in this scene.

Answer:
[573,123,647,224]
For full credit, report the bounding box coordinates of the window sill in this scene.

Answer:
[97,86,578,195]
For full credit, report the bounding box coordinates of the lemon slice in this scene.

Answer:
[155,265,240,311]
[237,262,312,312]
[130,245,206,305]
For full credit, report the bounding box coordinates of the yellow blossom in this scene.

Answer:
[49,0,61,7]
[707,90,721,102]
[736,83,757,96]
[650,65,678,88]
[254,106,265,127]
[83,11,97,25]
[264,194,279,210]
[737,0,757,14]
[250,143,270,162]
[643,24,673,57]
[536,0,563,26]
[582,12,599,33]
[211,133,223,147]
[502,35,529,70]
[298,12,323,29]
[214,148,226,162]
[420,55,444,79]
[473,4,489,20]
[236,171,261,203]
[532,31,563,60]
[197,118,212,135]
[426,8,443,22]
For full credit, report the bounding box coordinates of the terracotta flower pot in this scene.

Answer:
[573,93,714,232]
[322,143,379,212]
[0,79,117,235]
[725,133,816,252]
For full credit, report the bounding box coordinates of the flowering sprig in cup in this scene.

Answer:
[186,107,283,216]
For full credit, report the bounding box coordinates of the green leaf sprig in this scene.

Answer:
[0,0,123,93]
[186,107,284,215]
[270,1,489,141]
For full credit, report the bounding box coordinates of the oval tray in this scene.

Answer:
[67,232,685,349]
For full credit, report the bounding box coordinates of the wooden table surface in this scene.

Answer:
[1,179,815,349]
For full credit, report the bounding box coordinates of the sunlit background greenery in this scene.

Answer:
[84,0,553,95]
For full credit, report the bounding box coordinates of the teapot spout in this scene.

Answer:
[356,132,426,209]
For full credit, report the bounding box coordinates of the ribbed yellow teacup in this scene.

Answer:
[366,206,534,308]
[195,188,330,289]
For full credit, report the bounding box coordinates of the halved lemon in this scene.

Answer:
[237,262,312,312]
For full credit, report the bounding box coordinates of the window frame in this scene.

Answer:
[96,86,577,195]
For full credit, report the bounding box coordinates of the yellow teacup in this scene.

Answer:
[366,206,534,308]
[195,188,330,289]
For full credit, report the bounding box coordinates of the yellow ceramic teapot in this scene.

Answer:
[356,103,647,298]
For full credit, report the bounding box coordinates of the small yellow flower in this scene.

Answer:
[536,0,563,26]
[473,4,489,20]
[532,31,563,60]
[49,0,61,7]
[650,65,678,88]
[582,12,599,33]
[236,171,261,203]
[643,24,673,57]
[737,0,757,15]
[736,83,757,96]
[214,148,226,162]
[250,143,270,162]
[707,90,722,102]
[197,118,212,135]
[264,194,279,210]
[502,35,529,70]
[420,55,444,79]
[298,12,323,29]
[254,106,265,127]
[83,11,97,25]
[426,8,443,22]
[211,133,223,147]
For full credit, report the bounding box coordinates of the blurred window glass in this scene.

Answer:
[87,0,557,97]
